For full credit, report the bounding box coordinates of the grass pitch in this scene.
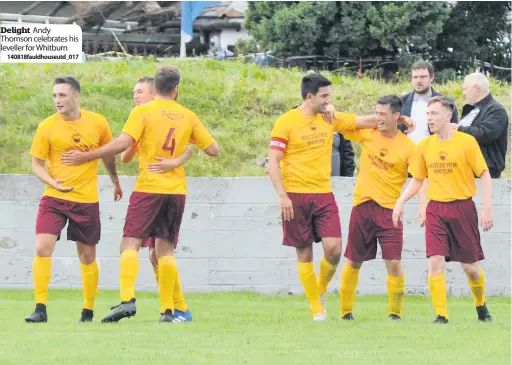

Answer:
[0,289,510,365]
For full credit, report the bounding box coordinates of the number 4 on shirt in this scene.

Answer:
[162,128,176,155]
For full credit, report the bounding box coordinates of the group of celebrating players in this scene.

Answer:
[24,62,494,325]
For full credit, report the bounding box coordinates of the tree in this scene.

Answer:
[435,1,511,76]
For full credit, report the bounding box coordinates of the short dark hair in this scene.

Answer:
[377,95,403,114]
[54,76,80,93]
[301,74,332,100]
[428,95,455,113]
[411,60,434,76]
[154,66,181,95]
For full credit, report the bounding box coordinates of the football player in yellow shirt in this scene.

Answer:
[268,74,414,320]
[27,76,122,323]
[393,96,493,324]
[339,95,418,321]
[62,66,220,323]
[121,76,193,322]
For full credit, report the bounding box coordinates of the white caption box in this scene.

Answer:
[0,23,83,63]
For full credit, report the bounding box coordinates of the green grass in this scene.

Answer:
[0,289,510,364]
[0,59,510,177]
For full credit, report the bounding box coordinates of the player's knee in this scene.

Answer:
[385,260,403,276]
[35,244,52,257]
[347,260,362,270]
[428,256,445,275]
[35,235,56,257]
[462,263,480,281]
[149,249,158,268]
[77,248,96,265]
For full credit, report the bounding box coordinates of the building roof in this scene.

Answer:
[198,1,248,19]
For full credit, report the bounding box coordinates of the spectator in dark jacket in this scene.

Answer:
[399,60,458,142]
[331,132,355,177]
[454,72,509,178]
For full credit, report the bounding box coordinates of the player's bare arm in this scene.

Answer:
[148,146,194,173]
[31,157,73,192]
[267,149,294,221]
[417,179,428,227]
[102,156,123,201]
[392,177,425,227]
[203,141,220,156]
[479,170,493,231]
[120,143,138,163]
[61,133,135,165]
[322,104,416,132]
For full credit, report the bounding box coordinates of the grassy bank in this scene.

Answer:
[0,59,510,177]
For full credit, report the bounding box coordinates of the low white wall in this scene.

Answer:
[0,175,510,296]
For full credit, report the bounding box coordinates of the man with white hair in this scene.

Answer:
[454,72,509,179]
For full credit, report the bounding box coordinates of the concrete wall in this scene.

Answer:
[0,175,510,296]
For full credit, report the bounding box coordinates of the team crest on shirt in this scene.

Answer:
[72,134,81,143]
[439,151,448,161]
[379,148,388,157]
[311,124,317,131]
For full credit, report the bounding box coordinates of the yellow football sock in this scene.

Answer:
[173,270,188,312]
[428,273,448,318]
[387,274,405,317]
[33,256,51,305]
[159,256,177,313]
[298,262,324,316]
[120,249,139,302]
[317,256,338,295]
[340,265,359,317]
[153,266,160,286]
[81,261,99,310]
[468,269,486,307]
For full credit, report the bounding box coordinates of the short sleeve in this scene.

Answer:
[270,115,292,152]
[29,122,50,161]
[332,112,357,133]
[190,114,215,150]
[409,142,428,180]
[466,136,488,177]
[99,117,113,146]
[342,129,372,144]
[122,106,145,143]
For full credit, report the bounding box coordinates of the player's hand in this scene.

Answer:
[322,104,338,125]
[479,207,493,232]
[148,156,179,173]
[113,182,123,201]
[279,193,294,221]
[50,179,73,193]
[392,199,405,227]
[417,206,427,227]
[61,150,89,165]
[398,116,416,134]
